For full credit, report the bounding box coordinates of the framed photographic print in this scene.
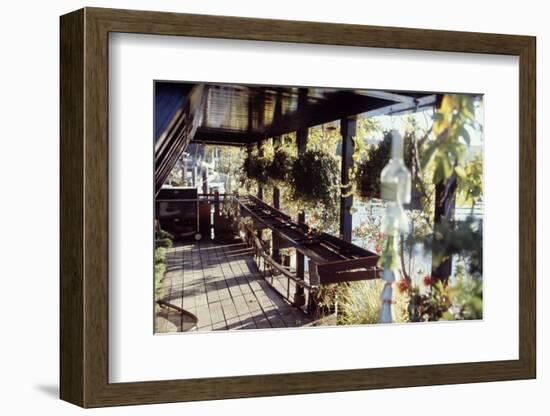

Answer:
[60,7,536,408]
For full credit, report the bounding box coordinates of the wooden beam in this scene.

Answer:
[202,166,209,194]
[257,140,264,200]
[357,90,418,104]
[192,90,436,147]
[193,128,259,144]
[294,88,308,307]
[245,144,253,193]
[340,117,355,242]
[272,135,282,264]
[272,92,283,211]
[319,269,379,285]
[317,255,379,275]
[361,94,438,118]
[263,90,392,140]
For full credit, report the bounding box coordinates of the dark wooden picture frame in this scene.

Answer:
[60,7,536,408]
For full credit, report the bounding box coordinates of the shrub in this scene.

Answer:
[154,247,168,307]
[154,230,173,310]
[155,237,172,249]
[337,280,409,325]
[155,229,174,241]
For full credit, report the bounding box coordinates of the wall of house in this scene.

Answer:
[0,1,546,415]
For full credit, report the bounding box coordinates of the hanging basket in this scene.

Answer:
[356,131,422,209]
[242,154,270,185]
[290,149,339,208]
[266,148,295,184]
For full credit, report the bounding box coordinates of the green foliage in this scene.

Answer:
[154,230,173,310]
[352,210,384,254]
[154,247,167,308]
[456,152,483,207]
[422,94,479,186]
[155,237,173,249]
[426,217,483,276]
[446,269,483,320]
[406,272,482,322]
[155,228,172,242]
[355,131,415,200]
[215,145,245,176]
[266,148,295,183]
[242,153,270,185]
[355,132,392,199]
[307,122,341,154]
[356,117,383,145]
[330,280,409,325]
[407,281,452,322]
[290,149,340,209]
[155,228,174,241]
[338,280,384,325]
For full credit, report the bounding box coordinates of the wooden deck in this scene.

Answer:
[156,240,311,332]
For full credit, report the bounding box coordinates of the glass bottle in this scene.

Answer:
[380,130,411,234]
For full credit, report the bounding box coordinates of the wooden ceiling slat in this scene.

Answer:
[154,82,438,180]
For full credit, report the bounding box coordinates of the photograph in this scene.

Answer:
[153,82,484,333]
[49,3,539,410]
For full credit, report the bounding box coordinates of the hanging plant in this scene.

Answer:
[266,148,295,184]
[355,131,418,202]
[290,149,339,209]
[241,153,270,185]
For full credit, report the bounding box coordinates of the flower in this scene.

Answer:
[398,279,411,293]
[423,275,434,287]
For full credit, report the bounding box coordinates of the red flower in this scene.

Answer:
[423,275,434,287]
[398,279,410,293]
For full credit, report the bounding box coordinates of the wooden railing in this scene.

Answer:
[239,220,314,309]
[225,194,382,316]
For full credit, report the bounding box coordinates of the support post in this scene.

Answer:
[272,136,281,264]
[246,144,253,193]
[202,166,209,194]
[214,189,220,218]
[340,116,356,242]
[257,140,264,200]
[181,154,187,186]
[294,88,309,307]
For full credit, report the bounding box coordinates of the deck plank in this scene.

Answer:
[156,239,311,333]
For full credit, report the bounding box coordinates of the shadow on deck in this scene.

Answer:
[156,239,311,333]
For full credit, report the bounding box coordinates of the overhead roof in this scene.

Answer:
[153,81,438,194]
[155,81,437,146]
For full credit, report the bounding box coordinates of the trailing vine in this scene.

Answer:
[290,149,340,213]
